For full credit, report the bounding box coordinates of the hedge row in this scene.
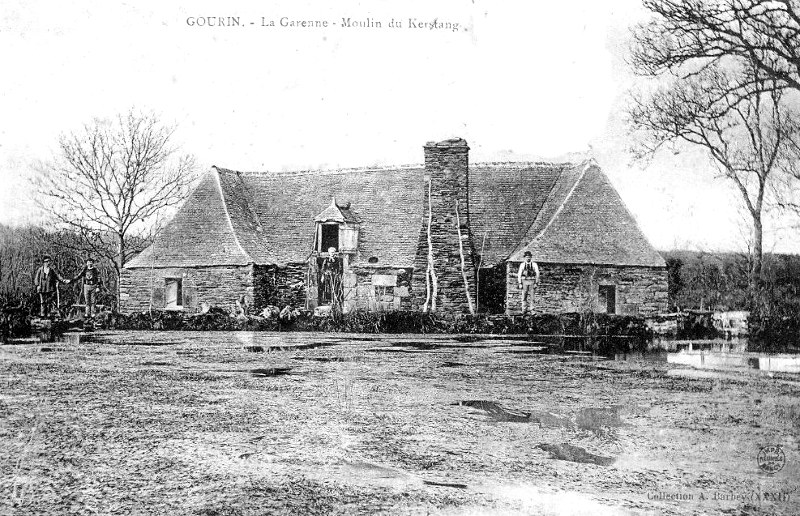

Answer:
[748,314,800,353]
[107,310,653,354]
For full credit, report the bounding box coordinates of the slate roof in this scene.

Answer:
[469,162,573,266]
[314,198,361,223]
[126,172,252,268]
[508,162,666,267]
[126,161,665,269]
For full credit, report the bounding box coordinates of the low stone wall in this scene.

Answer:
[120,265,255,313]
[505,262,668,316]
[344,267,413,312]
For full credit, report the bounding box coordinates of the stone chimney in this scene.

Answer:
[413,138,476,314]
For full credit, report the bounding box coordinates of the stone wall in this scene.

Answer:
[505,262,668,316]
[120,265,254,313]
[411,138,477,314]
[253,263,307,309]
[344,267,413,312]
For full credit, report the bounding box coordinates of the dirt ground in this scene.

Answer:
[1,331,799,515]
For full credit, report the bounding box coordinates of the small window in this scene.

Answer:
[598,285,616,314]
[165,278,183,309]
[376,285,394,301]
[320,224,339,253]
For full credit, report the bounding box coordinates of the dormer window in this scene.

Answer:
[321,224,339,253]
[313,197,360,254]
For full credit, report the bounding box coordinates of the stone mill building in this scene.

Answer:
[120,138,668,315]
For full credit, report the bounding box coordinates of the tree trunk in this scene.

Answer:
[750,213,763,295]
[116,233,125,311]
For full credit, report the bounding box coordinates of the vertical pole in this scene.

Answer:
[455,199,475,315]
[476,231,487,314]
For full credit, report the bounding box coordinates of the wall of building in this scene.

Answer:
[253,263,307,309]
[120,265,254,313]
[343,267,413,312]
[505,262,668,316]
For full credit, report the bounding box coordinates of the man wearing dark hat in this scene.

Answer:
[517,251,540,314]
[33,256,70,317]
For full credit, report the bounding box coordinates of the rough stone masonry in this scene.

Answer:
[412,138,477,314]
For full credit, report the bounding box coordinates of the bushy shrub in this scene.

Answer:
[741,278,800,352]
[1,303,31,342]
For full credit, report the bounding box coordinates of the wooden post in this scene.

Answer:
[455,199,475,315]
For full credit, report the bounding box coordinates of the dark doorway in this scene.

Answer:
[598,285,616,314]
[477,265,506,314]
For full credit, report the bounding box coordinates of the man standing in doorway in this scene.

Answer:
[517,251,540,314]
[33,256,69,317]
[320,247,342,307]
[71,257,103,319]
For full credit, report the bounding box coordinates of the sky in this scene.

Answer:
[1,0,798,254]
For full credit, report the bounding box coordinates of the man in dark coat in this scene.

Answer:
[33,256,69,317]
[320,247,342,306]
[71,258,103,318]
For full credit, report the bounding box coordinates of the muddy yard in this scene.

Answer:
[1,331,799,515]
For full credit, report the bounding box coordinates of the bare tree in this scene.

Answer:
[628,62,800,292]
[630,0,800,95]
[32,109,197,306]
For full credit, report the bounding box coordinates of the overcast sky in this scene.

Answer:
[1,0,797,253]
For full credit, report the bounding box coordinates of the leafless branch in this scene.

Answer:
[30,108,199,306]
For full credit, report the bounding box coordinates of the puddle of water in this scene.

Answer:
[453,336,483,343]
[456,400,531,423]
[456,401,582,429]
[454,335,538,343]
[389,338,546,350]
[141,361,171,366]
[536,443,615,466]
[244,345,265,352]
[499,346,549,355]
[342,459,410,481]
[388,340,485,350]
[390,341,441,350]
[439,361,466,368]
[39,346,66,352]
[124,341,184,347]
[422,479,467,489]
[365,347,423,353]
[250,367,292,377]
[294,356,358,363]
[266,341,337,352]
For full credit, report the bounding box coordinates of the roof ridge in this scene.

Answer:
[213,169,254,263]
[506,161,588,259]
[214,164,423,177]
[231,172,264,232]
[530,161,594,244]
[471,161,578,168]
[212,160,579,178]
